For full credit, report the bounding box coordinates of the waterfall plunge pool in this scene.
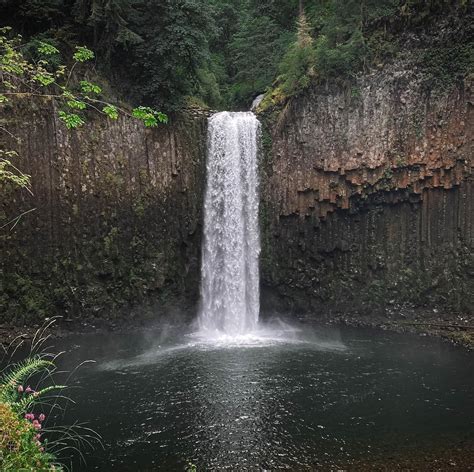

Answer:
[49,320,474,470]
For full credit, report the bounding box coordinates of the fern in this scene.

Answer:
[0,356,54,404]
[11,385,67,414]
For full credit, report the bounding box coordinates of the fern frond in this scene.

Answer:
[0,356,54,403]
[11,385,67,413]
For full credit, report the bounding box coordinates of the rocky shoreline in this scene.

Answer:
[1,308,472,351]
[328,310,474,351]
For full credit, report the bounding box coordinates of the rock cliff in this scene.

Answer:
[1,99,208,323]
[259,41,473,317]
[1,12,472,325]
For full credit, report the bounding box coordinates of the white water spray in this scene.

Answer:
[198,112,261,336]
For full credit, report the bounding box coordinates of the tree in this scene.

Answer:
[227,14,292,106]
[72,0,143,63]
[278,7,316,95]
[124,0,218,110]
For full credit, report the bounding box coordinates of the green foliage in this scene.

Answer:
[72,45,94,62]
[125,0,218,110]
[278,12,316,96]
[0,356,64,470]
[37,41,59,56]
[227,14,293,106]
[0,331,101,470]
[132,106,168,127]
[422,44,474,89]
[0,403,59,471]
[310,0,398,78]
[58,111,85,129]
[204,0,298,108]
[0,357,55,406]
[0,152,31,190]
[399,0,468,23]
[102,104,118,120]
[0,0,470,110]
[73,0,144,54]
[314,28,366,79]
[0,28,167,130]
[80,80,102,95]
[66,98,87,110]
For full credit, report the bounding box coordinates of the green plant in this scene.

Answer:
[0,353,65,470]
[278,11,316,96]
[0,27,168,129]
[0,402,59,471]
[0,321,100,470]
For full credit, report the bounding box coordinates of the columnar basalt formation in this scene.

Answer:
[259,64,473,316]
[0,98,209,322]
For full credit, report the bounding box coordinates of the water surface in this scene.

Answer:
[51,321,474,470]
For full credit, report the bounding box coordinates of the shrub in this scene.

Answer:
[0,321,100,470]
[0,356,64,470]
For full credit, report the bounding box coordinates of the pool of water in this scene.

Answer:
[48,319,473,470]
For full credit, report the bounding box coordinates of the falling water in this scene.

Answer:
[199,112,261,336]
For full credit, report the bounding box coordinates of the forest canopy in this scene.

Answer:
[0,0,470,111]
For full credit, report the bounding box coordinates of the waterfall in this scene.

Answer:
[199,112,261,336]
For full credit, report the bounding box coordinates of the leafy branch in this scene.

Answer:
[0,26,168,130]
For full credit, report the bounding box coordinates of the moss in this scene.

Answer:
[421,43,473,91]
[258,86,288,114]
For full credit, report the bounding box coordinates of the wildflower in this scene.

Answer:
[25,386,33,393]
[25,413,35,420]
[39,413,46,422]
[32,420,42,430]
[17,385,24,393]
[36,433,41,440]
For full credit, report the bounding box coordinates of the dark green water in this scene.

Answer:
[49,321,473,470]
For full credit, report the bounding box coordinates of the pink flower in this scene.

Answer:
[25,413,35,421]
[32,420,41,430]
[38,414,45,422]
[17,385,24,393]
[25,386,32,394]
[35,434,41,440]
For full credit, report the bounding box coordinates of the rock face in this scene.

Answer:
[1,99,208,323]
[1,14,473,324]
[259,63,473,316]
